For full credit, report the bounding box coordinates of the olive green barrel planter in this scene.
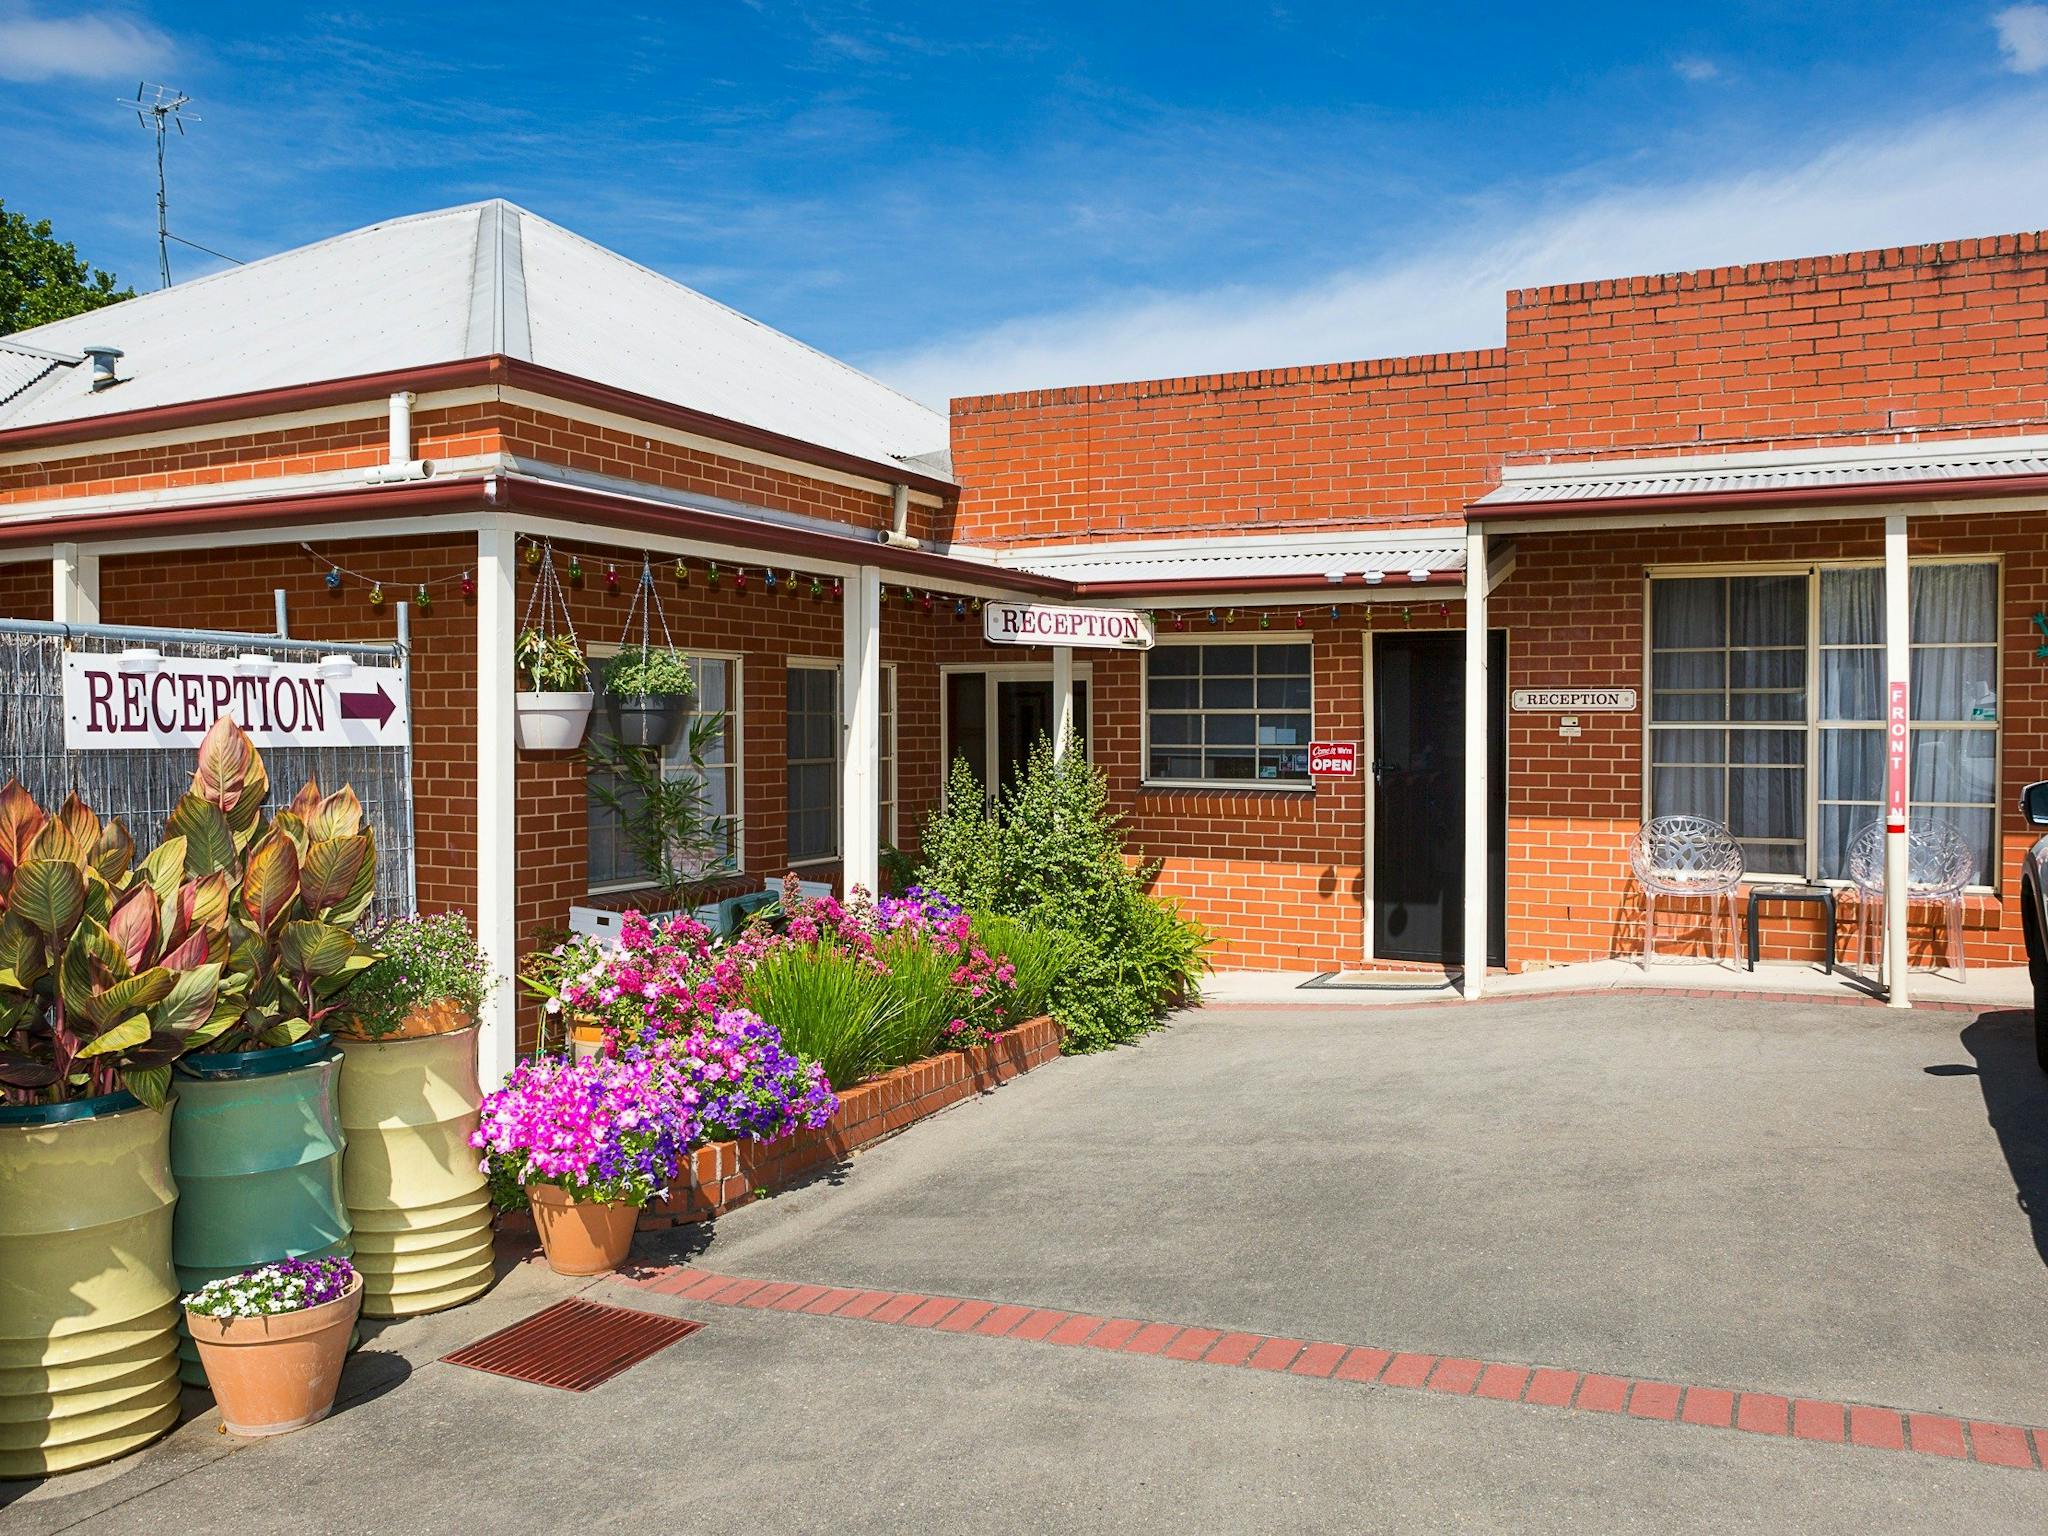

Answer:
[336,1025,493,1318]
[0,1094,181,1478]
[169,1038,351,1387]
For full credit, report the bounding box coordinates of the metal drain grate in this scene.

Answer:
[443,1298,702,1390]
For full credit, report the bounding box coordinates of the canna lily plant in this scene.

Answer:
[0,717,381,1108]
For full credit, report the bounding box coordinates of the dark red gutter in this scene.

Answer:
[0,478,484,551]
[0,354,957,499]
[498,478,1071,596]
[1465,471,2048,522]
[1074,570,1463,597]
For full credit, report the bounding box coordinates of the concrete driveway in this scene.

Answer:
[9,995,2048,1533]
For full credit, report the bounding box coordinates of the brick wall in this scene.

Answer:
[0,562,50,620]
[1505,232,2048,461]
[947,351,1508,549]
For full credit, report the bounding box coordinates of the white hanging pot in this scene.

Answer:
[515,691,595,751]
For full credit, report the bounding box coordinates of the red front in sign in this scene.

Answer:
[1885,679,1909,831]
[1308,741,1356,776]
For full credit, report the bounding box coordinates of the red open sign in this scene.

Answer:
[1309,741,1356,776]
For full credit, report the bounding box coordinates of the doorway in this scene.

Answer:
[943,668,1091,797]
[1369,630,1507,967]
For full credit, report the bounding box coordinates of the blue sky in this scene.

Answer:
[5,3,2048,404]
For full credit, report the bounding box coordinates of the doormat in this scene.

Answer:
[442,1298,702,1390]
[1300,970,1462,992]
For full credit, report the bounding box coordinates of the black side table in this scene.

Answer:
[1746,884,1837,973]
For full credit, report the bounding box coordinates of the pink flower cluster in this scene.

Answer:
[470,1050,697,1205]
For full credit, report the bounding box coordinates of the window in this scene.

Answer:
[1146,642,1312,786]
[786,664,838,864]
[1648,562,1999,885]
[784,662,899,864]
[586,654,741,891]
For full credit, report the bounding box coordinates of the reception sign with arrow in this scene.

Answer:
[61,652,409,750]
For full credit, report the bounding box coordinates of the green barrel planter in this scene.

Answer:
[336,1025,494,1318]
[169,1037,351,1387]
[0,1092,181,1478]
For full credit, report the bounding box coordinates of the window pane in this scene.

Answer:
[1260,748,1309,781]
[1207,750,1256,780]
[1257,675,1312,709]
[1654,691,1726,722]
[1821,566,1885,646]
[1652,765,1725,822]
[1203,675,1254,709]
[1938,807,1997,886]
[1151,713,1198,745]
[1258,714,1309,747]
[1727,766,1804,842]
[1817,804,1880,882]
[1148,676,1199,709]
[1651,728,1725,765]
[1652,578,1723,649]
[1911,563,1996,644]
[1206,645,1255,675]
[1911,728,1998,807]
[1818,728,1881,804]
[1205,713,1255,746]
[1257,644,1311,676]
[1729,689,1805,722]
[1149,646,1198,677]
[1819,649,1880,721]
[1150,748,1202,779]
[1653,652,1724,691]
[1730,575,1806,646]
[1912,646,1997,723]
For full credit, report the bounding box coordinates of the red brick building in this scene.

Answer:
[2,203,2041,1069]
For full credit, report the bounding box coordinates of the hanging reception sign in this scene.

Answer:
[62,652,408,750]
[982,602,1154,650]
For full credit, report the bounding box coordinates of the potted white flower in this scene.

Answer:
[182,1256,363,1437]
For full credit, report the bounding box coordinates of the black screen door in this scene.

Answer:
[1370,631,1506,967]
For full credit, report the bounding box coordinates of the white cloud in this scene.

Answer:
[1672,56,1719,82]
[0,5,172,83]
[1995,5,2048,73]
[864,96,2048,406]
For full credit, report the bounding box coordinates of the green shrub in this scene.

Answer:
[604,645,697,697]
[740,941,900,1089]
[919,735,1210,1053]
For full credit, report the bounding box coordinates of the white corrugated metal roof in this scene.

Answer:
[1474,435,2048,509]
[0,201,950,474]
[1001,529,1466,585]
[0,340,76,407]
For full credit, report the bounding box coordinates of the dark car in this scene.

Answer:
[2021,782,2048,1071]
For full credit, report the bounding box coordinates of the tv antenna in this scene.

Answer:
[117,82,196,289]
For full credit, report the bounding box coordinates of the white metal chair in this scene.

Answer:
[1629,816,1745,966]
[1845,819,1974,978]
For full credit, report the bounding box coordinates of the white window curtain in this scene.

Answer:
[1651,562,1999,885]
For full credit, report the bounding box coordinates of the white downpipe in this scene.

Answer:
[1051,645,1075,762]
[1462,528,1489,1001]
[880,481,919,550]
[51,542,100,625]
[1884,512,1911,1009]
[475,518,520,1081]
[841,565,883,897]
[365,390,433,483]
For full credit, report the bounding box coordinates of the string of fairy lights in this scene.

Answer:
[299,538,1456,630]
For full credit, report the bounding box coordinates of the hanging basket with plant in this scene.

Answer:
[514,539,594,751]
[598,556,695,749]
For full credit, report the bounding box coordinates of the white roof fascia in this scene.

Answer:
[994,525,1468,569]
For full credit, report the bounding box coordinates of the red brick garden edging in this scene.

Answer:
[498,1016,1062,1236]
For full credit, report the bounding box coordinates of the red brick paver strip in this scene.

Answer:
[609,1266,2047,1475]
[1125,1323,1182,1357]
[1290,1342,1347,1379]
[1426,1358,1484,1395]
[974,1304,1034,1338]
[1629,1382,1681,1421]
[935,1300,997,1333]
[1162,1327,1222,1361]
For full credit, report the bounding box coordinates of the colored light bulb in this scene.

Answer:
[415,585,433,612]
[325,567,342,591]
[368,583,385,607]
[460,571,475,598]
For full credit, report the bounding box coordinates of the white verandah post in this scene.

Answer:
[51,543,100,625]
[841,564,882,898]
[1883,511,1911,1009]
[1463,528,1490,1000]
[475,517,520,1082]
[1051,644,1075,762]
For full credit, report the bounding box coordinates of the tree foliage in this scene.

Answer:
[0,201,132,335]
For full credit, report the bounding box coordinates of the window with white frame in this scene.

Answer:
[1145,641,1312,786]
[784,662,898,864]
[586,653,741,891]
[1647,561,1999,885]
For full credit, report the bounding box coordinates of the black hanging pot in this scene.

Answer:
[601,692,690,749]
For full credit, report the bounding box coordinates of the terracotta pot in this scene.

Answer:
[332,998,474,1043]
[525,1185,638,1276]
[185,1276,363,1437]
[0,1093,180,1477]
[568,1020,605,1063]
[335,1027,493,1318]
